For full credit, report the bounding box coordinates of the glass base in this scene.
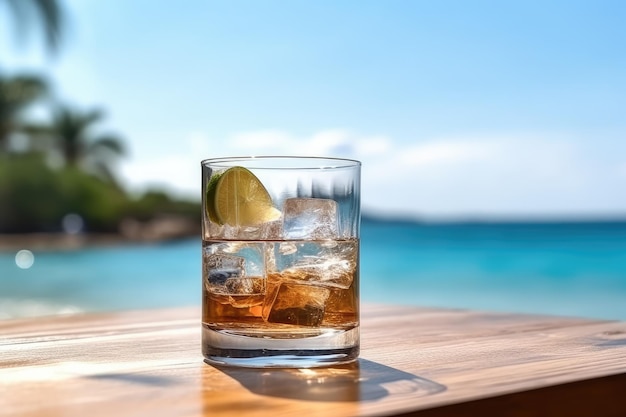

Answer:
[202,325,359,368]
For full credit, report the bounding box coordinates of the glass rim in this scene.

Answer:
[201,155,361,169]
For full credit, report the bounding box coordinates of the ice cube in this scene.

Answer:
[225,277,265,295]
[282,198,338,239]
[278,242,298,255]
[264,282,330,327]
[209,219,283,240]
[207,295,263,318]
[221,243,266,277]
[322,287,358,327]
[228,294,265,308]
[204,253,245,294]
[203,243,267,295]
[242,219,283,240]
[272,240,358,289]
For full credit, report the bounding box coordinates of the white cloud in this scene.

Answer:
[357,136,392,155]
[121,153,197,198]
[398,140,495,167]
[227,129,392,159]
[361,134,626,218]
[120,134,204,199]
[118,129,626,218]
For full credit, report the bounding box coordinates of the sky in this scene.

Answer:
[1,0,626,220]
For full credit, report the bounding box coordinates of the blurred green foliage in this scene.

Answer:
[127,190,200,223]
[0,153,199,234]
[1,1,200,236]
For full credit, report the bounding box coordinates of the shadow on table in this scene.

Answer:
[209,358,446,402]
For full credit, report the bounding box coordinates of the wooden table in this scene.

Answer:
[2,304,626,417]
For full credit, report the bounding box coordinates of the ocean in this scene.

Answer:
[1,219,626,320]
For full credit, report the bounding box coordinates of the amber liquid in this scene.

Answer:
[202,239,359,336]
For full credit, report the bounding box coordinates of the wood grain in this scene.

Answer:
[1,304,626,417]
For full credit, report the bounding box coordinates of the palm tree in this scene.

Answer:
[0,74,48,152]
[2,0,64,54]
[0,0,64,151]
[27,106,126,184]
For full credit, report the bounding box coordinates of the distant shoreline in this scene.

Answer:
[3,216,626,252]
[0,232,199,252]
[0,215,199,252]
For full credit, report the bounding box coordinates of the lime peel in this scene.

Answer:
[206,166,280,226]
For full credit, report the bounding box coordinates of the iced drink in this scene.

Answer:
[201,158,360,368]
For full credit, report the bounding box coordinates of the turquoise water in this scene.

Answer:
[1,220,626,320]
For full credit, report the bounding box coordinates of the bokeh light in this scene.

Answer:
[15,250,35,269]
[62,213,84,235]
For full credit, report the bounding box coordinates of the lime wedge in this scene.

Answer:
[205,172,222,223]
[206,166,281,226]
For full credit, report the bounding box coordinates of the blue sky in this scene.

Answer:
[1,0,626,219]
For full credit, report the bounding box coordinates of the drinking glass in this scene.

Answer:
[201,156,361,368]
